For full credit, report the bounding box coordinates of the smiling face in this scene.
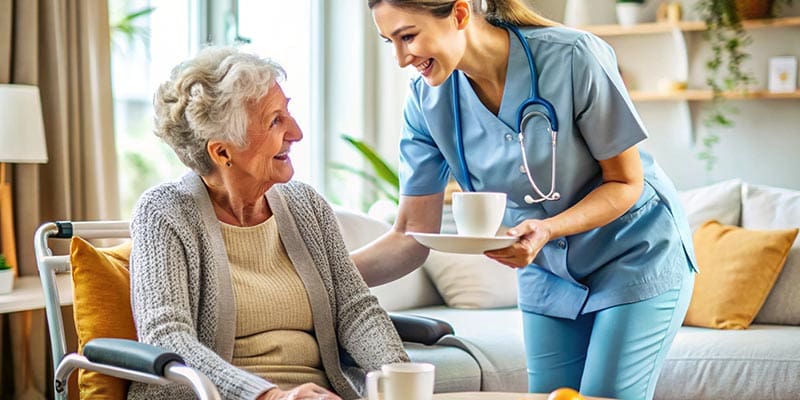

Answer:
[372,1,469,87]
[228,83,302,187]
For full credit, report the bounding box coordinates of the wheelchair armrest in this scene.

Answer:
[83,338,184,377]
[389,313,454,346]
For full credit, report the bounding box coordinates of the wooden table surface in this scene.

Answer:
[0,274,72,314]
[430,392,611,400]
[363,392,610,400]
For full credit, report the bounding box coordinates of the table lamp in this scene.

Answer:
[0,84,48,276]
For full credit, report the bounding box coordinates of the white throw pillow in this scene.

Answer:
[679,179,743,232]
[741,184,800,325]
[334,207,390,250]
[333,207,442,312]
[423,250,518,309]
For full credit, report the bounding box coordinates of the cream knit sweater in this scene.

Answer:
[128,173,408,400]
[221,218,329,389]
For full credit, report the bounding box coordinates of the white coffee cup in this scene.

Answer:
[366,362,435,400]
[451,192,507,237]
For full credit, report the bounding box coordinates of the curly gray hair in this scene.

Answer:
[153,46,285,175]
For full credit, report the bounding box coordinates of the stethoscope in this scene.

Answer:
[452,23,560,204]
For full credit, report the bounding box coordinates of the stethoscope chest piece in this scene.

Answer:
[518,113,560,204]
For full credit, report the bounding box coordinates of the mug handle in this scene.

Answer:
[365,370,384,400]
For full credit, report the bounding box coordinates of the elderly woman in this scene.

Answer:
[128,46,409,400]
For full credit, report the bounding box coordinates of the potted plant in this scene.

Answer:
[616,0,646,26]
[0,254,14,294]
[695,0,793,171]
[330,134,400,223]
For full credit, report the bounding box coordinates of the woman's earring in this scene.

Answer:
[226,161,232,167]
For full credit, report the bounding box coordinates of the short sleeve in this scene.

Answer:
[571,34,648,160]
[398,81,450,196]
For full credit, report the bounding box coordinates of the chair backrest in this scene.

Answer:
[33,221,131,384]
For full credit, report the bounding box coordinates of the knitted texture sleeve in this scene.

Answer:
[283,183,410,370]
[129,183,273,400]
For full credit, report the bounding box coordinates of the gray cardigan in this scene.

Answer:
[127,173,409,400]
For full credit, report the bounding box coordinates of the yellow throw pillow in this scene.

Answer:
[70,237,136,399]
[684,220,798,329]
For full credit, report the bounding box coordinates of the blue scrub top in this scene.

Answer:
[399,26,697,319]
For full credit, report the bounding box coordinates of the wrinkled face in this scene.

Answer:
[230,83,302,185]
[372,2,466,87]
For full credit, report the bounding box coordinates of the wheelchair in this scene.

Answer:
[34,220,452,399]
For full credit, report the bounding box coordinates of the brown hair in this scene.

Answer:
[367,0,558,27]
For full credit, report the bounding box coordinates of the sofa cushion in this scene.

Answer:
[742,184,800,325]
[679,178,743,232]
[404,342,481,393]
[684,221,798,329]
[407,306,527,392]
[656,325,800,400]
[423,251,518,309]
[333,207,443,311]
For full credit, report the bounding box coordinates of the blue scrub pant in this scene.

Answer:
[522,272,694,400]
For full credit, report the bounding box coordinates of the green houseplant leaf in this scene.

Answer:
[695,0,752,171]
[110,6,156,50]
[332,134,400,205]
[694,0,793,171]
[0,254,11,271]
[328,162,399,204]
[340,134,399,189]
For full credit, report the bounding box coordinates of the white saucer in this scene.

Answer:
[407,232,519,254]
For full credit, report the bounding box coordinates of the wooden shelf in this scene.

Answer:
[0,275,72,314]
[629,89,800,101]
[581,16,800,36]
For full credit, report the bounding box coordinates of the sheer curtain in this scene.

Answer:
[318,1,411,209]
[0,0,119,398]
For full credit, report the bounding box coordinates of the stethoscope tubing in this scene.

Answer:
[451,23,560,203]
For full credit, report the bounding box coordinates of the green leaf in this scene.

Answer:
[119,7,156,23]
[329,162,399,203]
[340,134,399,190]
[0,254,11,270]
[110,6,155,47]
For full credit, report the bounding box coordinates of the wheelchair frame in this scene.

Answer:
[34,221,220,400]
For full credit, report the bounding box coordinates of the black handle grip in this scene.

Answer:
[83,338,184,376]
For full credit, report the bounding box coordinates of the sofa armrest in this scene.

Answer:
[389,313,454,346]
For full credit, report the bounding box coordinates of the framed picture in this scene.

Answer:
[768,56,798,93]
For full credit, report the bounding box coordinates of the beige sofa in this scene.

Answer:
[335,179,800,399]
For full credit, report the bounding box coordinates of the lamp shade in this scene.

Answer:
[0,84,48,163]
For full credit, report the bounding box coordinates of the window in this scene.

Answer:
[110,0,318,217]
[110,0,193,217]
[236,0,315,186]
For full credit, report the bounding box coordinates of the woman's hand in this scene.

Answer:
[485,219,552,268]
[259,383,341,400]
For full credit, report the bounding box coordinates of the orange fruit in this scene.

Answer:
[547,387,585,400]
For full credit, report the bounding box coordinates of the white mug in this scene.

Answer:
[366,362,435,400]
[451,192,507,237]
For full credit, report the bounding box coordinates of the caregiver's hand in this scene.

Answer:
[485,219,552,268]
[260,383,341,400]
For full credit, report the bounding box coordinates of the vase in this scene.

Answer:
[564,0,617,26]
[616,3,645,26]
[564,0,593,26]
[0,269,13,294]
[737,0,774,19]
